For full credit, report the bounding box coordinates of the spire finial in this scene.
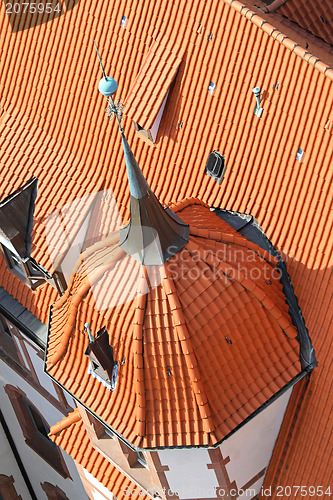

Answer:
[94,40,124,133]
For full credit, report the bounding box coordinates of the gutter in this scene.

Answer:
[0,408,37,500]
[0,304,45,350]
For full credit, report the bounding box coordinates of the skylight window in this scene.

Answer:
[208,81,216,95]
[205,151,226,184]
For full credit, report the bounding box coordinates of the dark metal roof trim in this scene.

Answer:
[0,177,38,258]
[212,208,317,370]
[0,286,47,348]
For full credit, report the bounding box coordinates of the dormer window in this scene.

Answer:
[133,88,171,143]
[124,35,185,143]
[0,178,65,294]
[84,326,118,391]
[2,246,26,276]
[0,244,52,290]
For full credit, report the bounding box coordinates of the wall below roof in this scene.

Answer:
[154,387,292,500]
[0,419,33,500]
[222,387,292,498]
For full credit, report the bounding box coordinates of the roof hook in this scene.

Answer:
[83,322,94,342]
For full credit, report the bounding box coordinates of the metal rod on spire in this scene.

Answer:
[94,39,107,80]
[94,41,124,134]
[94,42,189,265]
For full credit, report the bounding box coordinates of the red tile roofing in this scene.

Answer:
[46,199,301,449]
[124,34,186,130]
[49,408,150,500]
[0,0,332,491]
[275,0,333,46]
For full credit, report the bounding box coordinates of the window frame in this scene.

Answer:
[0,244,52,290]
[0,315,20,364]
[4,385,70,479]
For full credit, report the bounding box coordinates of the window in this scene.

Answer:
[85,327,118,391]
[136,450,148,468]
[119,440,149,469]
[25,401,53,442]
[0,314,12,338]
[0,244,48,290]
[133,87,171,143]
[0,315,20,363]
[103,425,115,439]
[5,385,70,479]
[4,248,26,276]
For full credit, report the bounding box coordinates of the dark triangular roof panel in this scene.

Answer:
[0,177,38,258]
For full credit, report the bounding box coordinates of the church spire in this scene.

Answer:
[95,43,189,265]
[119,132,189,265]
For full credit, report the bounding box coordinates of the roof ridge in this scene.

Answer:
[224,0,333,81]
[132,268,148,439]
[49,408,81,436]
[162,265,218,441]
[169,197,209,213]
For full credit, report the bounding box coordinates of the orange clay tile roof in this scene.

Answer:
[124,34,186,130]
[274,0,333,46]
[45,199,301,449]
[49,409,149,500]
[0,0,331,489]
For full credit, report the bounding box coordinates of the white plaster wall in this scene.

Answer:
[158,448,219,499]
[221,387,293,498]
[82,468,114,500]
[237,477,263,499]
[0,420,32,499]
[0,359,88,500]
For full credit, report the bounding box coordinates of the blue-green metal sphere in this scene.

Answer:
[98,77,118,96]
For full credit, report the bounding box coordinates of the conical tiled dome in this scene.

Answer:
[46,199,300,448]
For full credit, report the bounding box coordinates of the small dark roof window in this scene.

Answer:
[205,151,226,184]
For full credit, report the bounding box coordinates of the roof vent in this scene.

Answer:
[252,87,263,117]
[296,148,305,162]
[121,16,128,28]
[205,151,226,184]
[208,81,216,95]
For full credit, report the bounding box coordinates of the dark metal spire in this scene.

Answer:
[119,133,189,265]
